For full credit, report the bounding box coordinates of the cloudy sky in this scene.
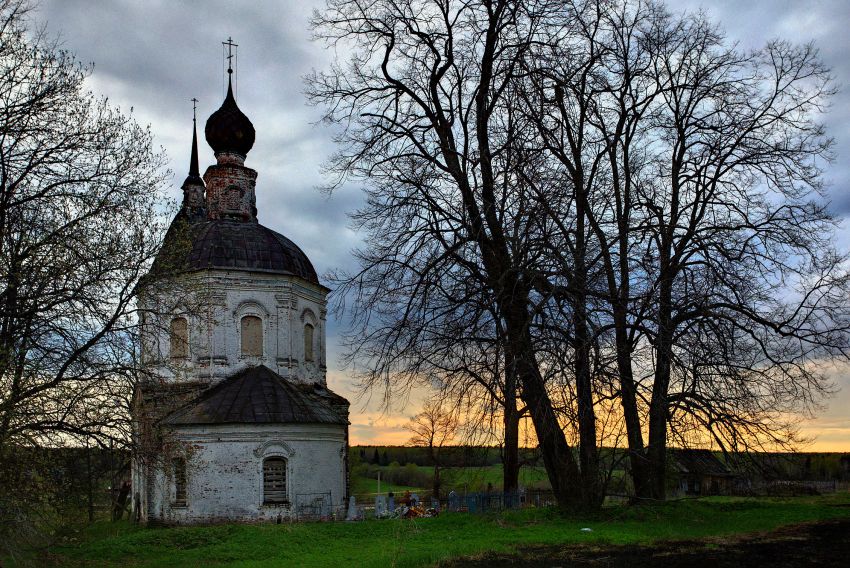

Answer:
[36,0,850,449]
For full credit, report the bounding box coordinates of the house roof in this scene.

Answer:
[162,365,348,426]
[670,449,732,476]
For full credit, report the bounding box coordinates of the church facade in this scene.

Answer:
[131,72,349,524]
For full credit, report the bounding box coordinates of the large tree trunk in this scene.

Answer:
[572,178,601,508]
[646,141,683,501]
[614,306,650,500]
[502,397,520,494]
[647,271,675,500]
[506,315,582,508]
[574,308,601,507]
[611,160,651,500]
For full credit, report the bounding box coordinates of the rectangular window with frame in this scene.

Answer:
[263,457,287,504]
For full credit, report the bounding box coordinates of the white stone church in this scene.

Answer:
[131,70,349,524]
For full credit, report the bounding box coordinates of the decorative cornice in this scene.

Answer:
[232,299,271,318]
[253,439,295,458]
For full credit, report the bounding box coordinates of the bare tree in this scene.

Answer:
[0,0,170,547]
[520,0,849,499]
[312,0,848,507]
[638,11,847,499]
[515,0,664,500]
[310,0,601,508]
[0,0,169,452]
[405,397,458,498]
[308,0,593,506]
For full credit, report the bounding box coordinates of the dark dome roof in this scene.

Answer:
[151,217,319,284]
[204,79,255,157]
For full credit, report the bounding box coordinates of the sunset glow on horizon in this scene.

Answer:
[332,370,850,452]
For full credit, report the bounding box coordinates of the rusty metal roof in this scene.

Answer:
[150,217,319,284]
[162,365,348,426]
[670,449,732,476]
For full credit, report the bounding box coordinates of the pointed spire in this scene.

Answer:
[189,98,200,177]
[182,98,204,187]
[181,99,206,221]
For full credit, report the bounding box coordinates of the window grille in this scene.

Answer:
[263,457,287,504]
[173,457,187,506]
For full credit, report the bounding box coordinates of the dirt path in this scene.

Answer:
[440,519,850,567]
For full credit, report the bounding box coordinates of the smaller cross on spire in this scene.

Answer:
[190,97,199,122]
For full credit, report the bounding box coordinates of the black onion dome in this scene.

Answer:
[150,219,319,285]
[204,79,255,156]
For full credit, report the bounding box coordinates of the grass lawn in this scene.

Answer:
[34,493,850,567]
[350,474,423,495]
[355,464,552,494]
[441,464,550,490]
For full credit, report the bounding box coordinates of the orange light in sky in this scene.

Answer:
[330,365,850,451]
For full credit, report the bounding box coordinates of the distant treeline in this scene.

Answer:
[350,445,542,468]
[350,446,850,481]
[733,452,850,482]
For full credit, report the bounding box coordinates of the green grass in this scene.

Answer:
[355,464,552,494]
[441,464,550,490]
[35,493,850,567]
[350,474,423,494]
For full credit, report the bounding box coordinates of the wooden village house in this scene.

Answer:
[670,449,734,496]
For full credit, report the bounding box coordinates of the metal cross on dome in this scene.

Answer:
[222,36,238,98]
[223,36,238,74]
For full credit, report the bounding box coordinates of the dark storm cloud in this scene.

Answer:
[37,0,850,285]
[38,0,359,276]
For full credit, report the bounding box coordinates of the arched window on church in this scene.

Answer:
[241,315,263,357]
[170,317,188,359]
[263,457,287,504]
[304,323,314,362]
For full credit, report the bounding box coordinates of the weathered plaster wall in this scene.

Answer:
[146,424,347,523]
[132,268,347,525]
[142,270,329,386]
